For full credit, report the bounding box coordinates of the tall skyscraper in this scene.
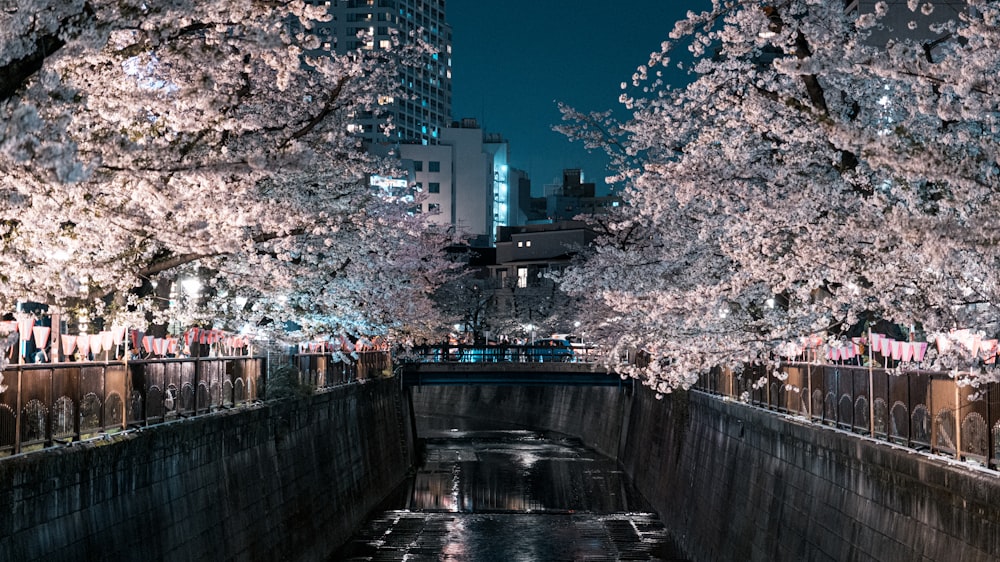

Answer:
[307,0,452,145]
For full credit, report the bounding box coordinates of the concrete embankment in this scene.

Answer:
[0,378,412,562]
[411,384,1000,562]
[5,377,999,561]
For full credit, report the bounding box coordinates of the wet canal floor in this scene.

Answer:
[330,426,688,561]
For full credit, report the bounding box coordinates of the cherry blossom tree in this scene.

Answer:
[557,0,1000,393]
[0,0,457,366]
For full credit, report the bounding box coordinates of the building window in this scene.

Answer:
[428,182,440,193]
[428,203,440,213]
[517,267,528,289]
[517,241,523,248]
[429,161,441,172]
[525,240,532,247]
[414,161,423,171]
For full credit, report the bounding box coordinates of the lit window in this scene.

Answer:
[517,267,528,288]
[517,241,523,248]
[525,241,531,247]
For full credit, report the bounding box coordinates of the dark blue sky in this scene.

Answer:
[448,1,705,193]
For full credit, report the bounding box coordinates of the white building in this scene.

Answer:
[398,119,520,246]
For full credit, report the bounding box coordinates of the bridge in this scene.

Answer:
[398,344,632,390]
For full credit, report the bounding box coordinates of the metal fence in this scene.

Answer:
[403,343,598,363]
[289,351,392,386]
[0,350,394,457]
[697,363,1000,468]
[0,356,264,456]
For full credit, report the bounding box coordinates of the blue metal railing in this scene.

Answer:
[401,343,599,363]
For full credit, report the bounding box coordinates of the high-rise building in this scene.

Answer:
[307,0,452,145]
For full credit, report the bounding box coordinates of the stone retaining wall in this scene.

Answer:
[622,389,1000,562]
[0,378,410,562]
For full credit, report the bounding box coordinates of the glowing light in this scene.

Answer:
[180,277,202,296]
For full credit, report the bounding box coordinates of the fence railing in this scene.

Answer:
[696,363,1000,469]
[0,356,266,456]
[287,350,392,386]
[0,350,394,457]
[402,343,598,363]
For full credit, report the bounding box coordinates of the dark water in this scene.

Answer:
[329,421,688,561]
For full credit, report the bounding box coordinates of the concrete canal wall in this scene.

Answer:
[6,376,998,562]
[622,388,1000,562]
[408,384,629,458]
[0,378,412,562]
[411,384,1000,562]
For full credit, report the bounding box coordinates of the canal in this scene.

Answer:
[330,416,689,561]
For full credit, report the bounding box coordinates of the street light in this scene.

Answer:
[524,323,536,345]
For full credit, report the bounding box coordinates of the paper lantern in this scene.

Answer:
[61,334,77,356]
[100,331,114,353]
[78,335,91,358]
[88,334,103,356]
[879,336,893,356]
[16,315,34,341]
[891,340,904,361]
[901,342,914,362]
[111,325,127,345]
[32,326,50,350]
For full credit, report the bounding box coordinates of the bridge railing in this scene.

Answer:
[695,363,1000,469]
[402,343,600,363]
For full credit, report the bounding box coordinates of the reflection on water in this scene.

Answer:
[330,423,688,561]
[411,429,648,515]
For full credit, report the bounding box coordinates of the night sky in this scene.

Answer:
[448,1,709,194]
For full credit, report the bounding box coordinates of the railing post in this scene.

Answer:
[14,361,24,455]
[955,377,962,461]
[807,357,813,420]
[868,328,875,436]
[194,354,201,414]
